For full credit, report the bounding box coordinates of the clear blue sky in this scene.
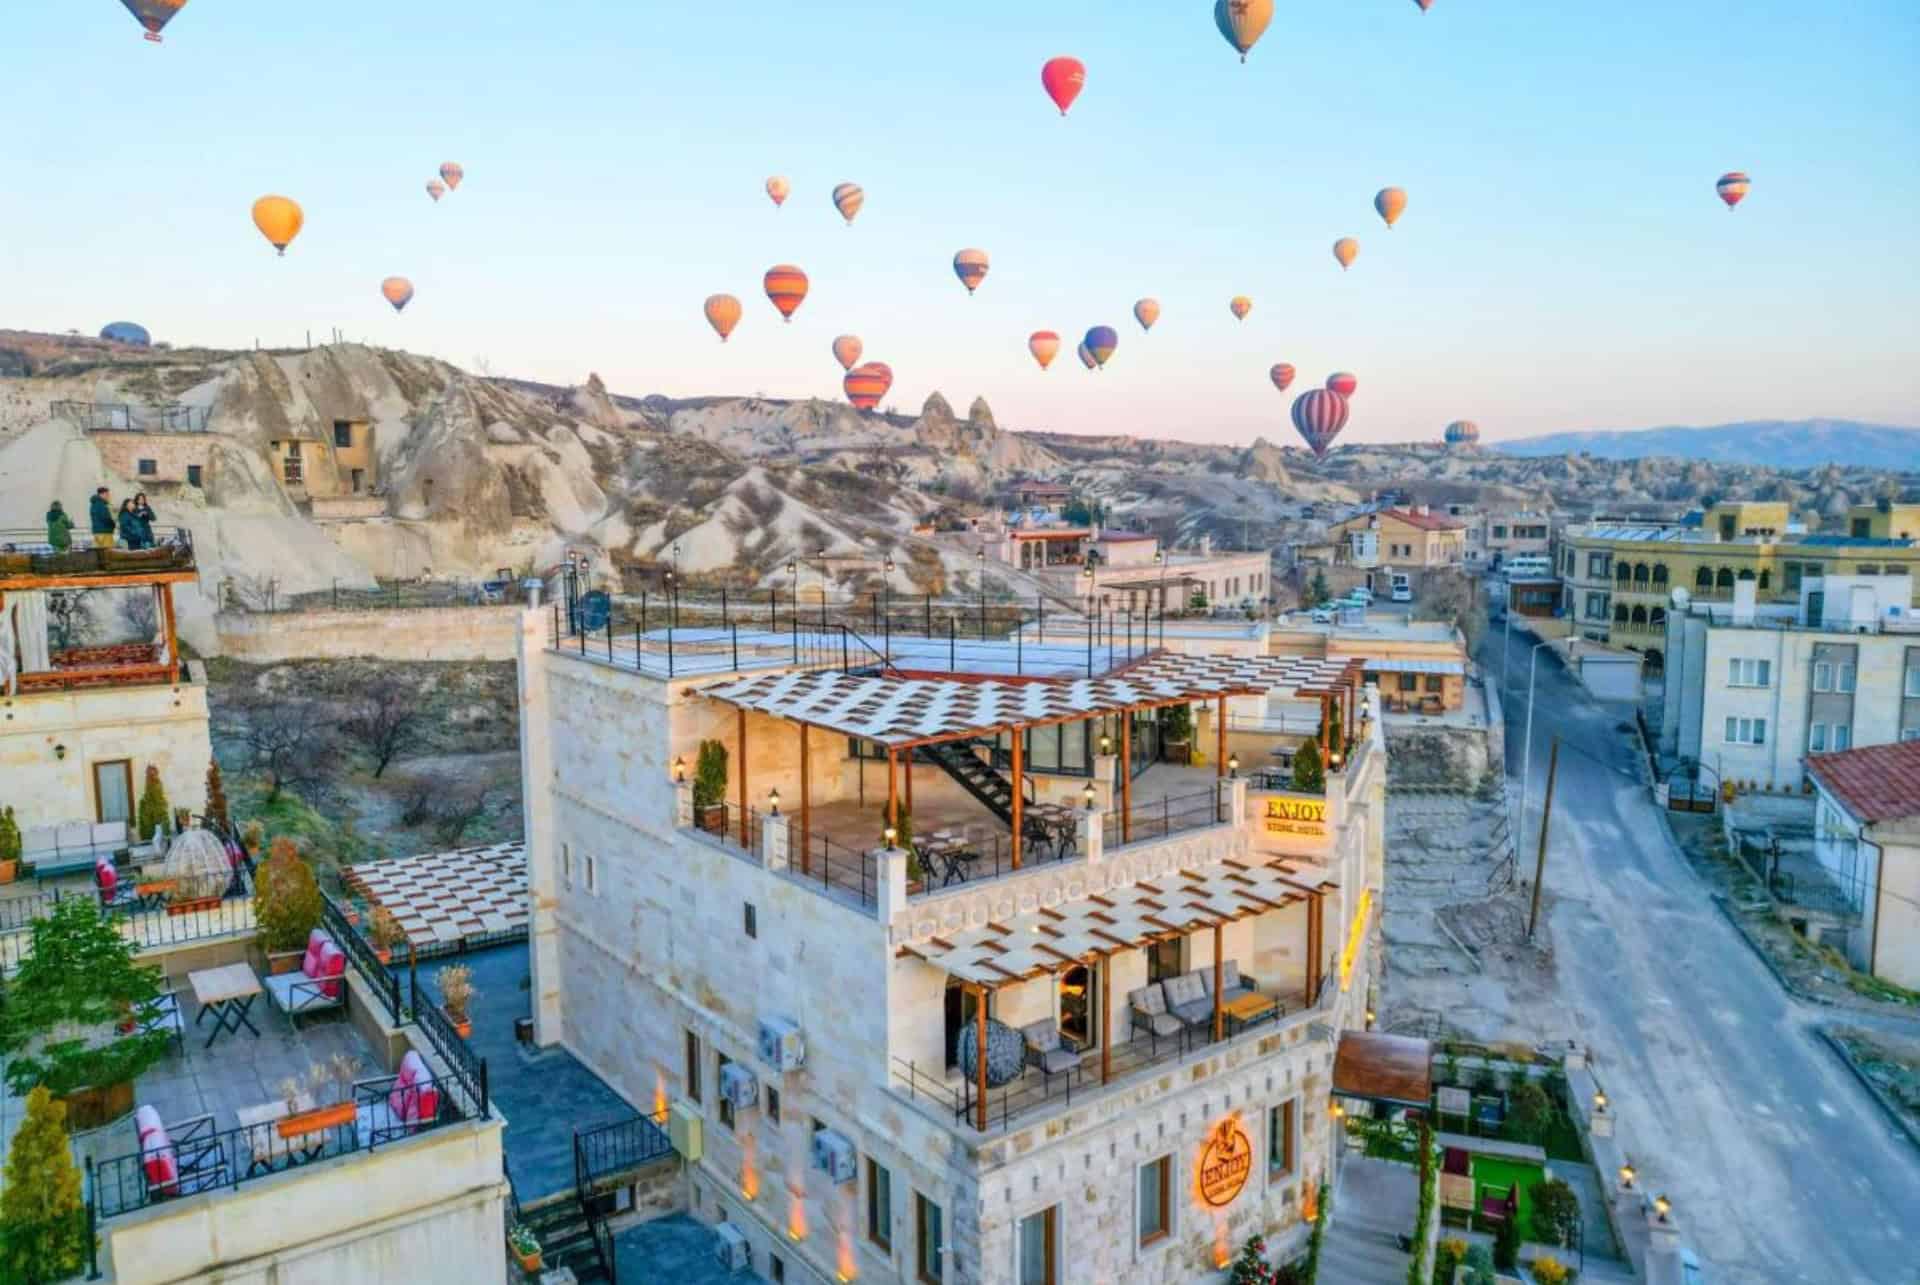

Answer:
[3,0,1915,446]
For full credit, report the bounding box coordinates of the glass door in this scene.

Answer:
[1130,710,1159,779]
[1017,1207,1057,1285]
[1058,964,1097,1049]
[94,760,132,824]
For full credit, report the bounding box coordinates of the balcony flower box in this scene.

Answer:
[276,1100,355,1139]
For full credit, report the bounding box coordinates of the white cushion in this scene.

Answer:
[56,822,92,851]
[22,827,57,858]
[93,821,128,847]
[355,1102,401,1146]
[263,971,342,1013]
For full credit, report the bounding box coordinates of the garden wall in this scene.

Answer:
[213,606,518,662]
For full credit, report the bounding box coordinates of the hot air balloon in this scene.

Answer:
[844,362,892,411]
[704,294,743,342]
[121,0,187,43]
[1230,296,1252,322]
[1333,238,1359,271]
[1291,389,1350,458]
[1134,299,1160,332]
[1716,172,1750,210]
[1269,363,1295,393]
[250,196,304,256]
[1041,56,1086,116]
[381,277,415,313]
[1444,420,1480,447]
[832,183,865,226]
[1413,0,1434,10]
[440,162,464,191]
[101,322,151,346]
[1375,187,1407,229]
[832,335,863,371]
[1029,331,1061,370]
[953,249,991,295]
[763,265,809,322]
[1326,372,1358,397]
[1083,326,1118,369]
[1214,0,1274,62]
[766,176,791,208]
[426,179,446,202]
[1078,343,1097,370]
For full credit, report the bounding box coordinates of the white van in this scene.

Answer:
[1503,555,1553,579]
[1389,572,1413,603]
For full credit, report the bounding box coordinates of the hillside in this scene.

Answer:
[1496,419,1920,469]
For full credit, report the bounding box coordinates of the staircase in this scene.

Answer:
[917,740,1024,824]
[1315,1157,1417,1284]
[522,1194,614,1283]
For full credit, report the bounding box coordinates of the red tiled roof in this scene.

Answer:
[1381,507,1465,532]
[1806,741,1920,824]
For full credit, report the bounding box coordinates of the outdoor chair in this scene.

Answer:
[1162,972,1214,1034]
[354,1051,443,1148]
[1020,1020,1080,1096]
[142,989,187,1055]
[1127,983,1183,1053]
[1200,959,1261,1008]
[262,929,348,1030]
[135,1106,228,1200]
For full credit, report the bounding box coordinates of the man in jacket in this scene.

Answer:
[88,487,115,549]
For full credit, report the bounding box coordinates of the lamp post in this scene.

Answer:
[670,542,681,629]
[977,547,987,640]
[1520,636,1574,856]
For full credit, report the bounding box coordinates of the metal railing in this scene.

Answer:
[1227,713,1323,735]
[792,831,877,908]
[1,872,256,974]
[0,526,195,575]
[52,400,210,433]
[1102,787,1231,849]
[320,894,401,1025]
[407,968,490,1121]
[222,577,523,614]
[573,1111,673,1192]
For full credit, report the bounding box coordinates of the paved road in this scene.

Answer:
[1488,624,1920,1285]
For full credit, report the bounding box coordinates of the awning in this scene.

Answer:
[1332,1031,1433,1109]
[1362,659,1465,676]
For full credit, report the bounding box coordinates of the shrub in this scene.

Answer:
[1493,1212,1521,1271]
[370,906,406,954]
[438,964,477,1021]
[1529,1177,1581,1248]
[1435,1238,1469,1285]
[1163,703,1193,744]
[1505,1081,1554,1145]
[0,1086,87,1283]
[135,764,171,842]
[693,740,728,812]
[1463,1244,1496,1285]
[0,899,169,1098]
[0,806,21,869]
[254,837,323,954]
[1530,1256,1572,1285]
[1293,739,1325,793]
[205,760,231,833]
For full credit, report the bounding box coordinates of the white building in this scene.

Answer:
[518,611,1394,1285]
[1660,576,1920,790]
[981,525,1273,616]
[1807,741,1920,990]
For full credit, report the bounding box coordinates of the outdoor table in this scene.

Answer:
[235,1094,326,1174]
[133,878,177,913]
[189,963,262,1049]
[1221,991,1279,1035]
[922,836,976,886]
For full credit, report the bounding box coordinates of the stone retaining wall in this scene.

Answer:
[213,606,518,661]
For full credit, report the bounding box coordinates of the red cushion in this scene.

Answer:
[96,862,118,895]
[393,1051,437,1123]
[316,943,346,999]
[143,1146,179,1191]
[134,1105,165,1142]
[302,928,329,978]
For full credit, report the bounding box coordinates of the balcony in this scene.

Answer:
[0,527,197,586]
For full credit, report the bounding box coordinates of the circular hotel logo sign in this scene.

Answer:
[1197,1116,1253,1209]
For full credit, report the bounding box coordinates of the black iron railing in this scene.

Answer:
[573,1111,673,1193]
[1,870,255,974]
[0,526,195,576]
[320,894,401,1025]
[792,831,876,908]
[52,400,211,433]
[408,969,490,1120]
[1102,786,1231,849]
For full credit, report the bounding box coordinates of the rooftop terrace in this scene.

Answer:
[0,527,197,587]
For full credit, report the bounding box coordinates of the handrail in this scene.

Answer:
[320,894,401,1025]
[408,967,490,1121]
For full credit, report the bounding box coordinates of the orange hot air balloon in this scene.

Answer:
[380,277,415,313]
[1230,296,1253,321]
[832,335,863,371]
[1134,298,1160,331]
[1270,363,1296,392]
[440,162,464,191]
[844,362,892,410]
[832,183,865,226]
[425,179,445,203]
[1029,331,1061,370]
[250,195,304,256]
[1214,0,1275,62]
[763,265,809,322]
[1375,187,1407,229]
[704,294,743,342]
[953,249,990,295]
[766,176,791,208]
[1333,238,1359,270]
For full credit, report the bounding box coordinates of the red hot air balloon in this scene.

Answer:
[1270,363,1296,392]
[763,265,809,322]
[832,335,863,372]
[844,362,892,410]
[1716,172,1750,209]
[1291,389,1350,458]
[1326,372,1358,398]
[1029,331,1061,370]
[1041,56,1086,116]
[121,0,187,43]
[1083,326,1118,369]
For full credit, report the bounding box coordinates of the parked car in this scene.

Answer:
[1309,606,1336,623]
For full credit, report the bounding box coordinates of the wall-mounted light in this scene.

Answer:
[672,756,685,783]
[768,788,781,817]
[884,557,895,574]
[1593,1090,1608,1112]
[1099,734,1113,755]
[1329,1102,1345,1119]
[1364,1009,1375,1027]
[1653,1195,1671,1222]
[53,743,67,761]
[785,560,797,577]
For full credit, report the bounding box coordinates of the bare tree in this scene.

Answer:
[430,781,493,847]
[44,591,95,651]
[340,673,427,779]
[116,588,158,640]
[1417,570,1488,652]
[233,689,340,803]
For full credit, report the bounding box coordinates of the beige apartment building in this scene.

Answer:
[1326,508,1467,570]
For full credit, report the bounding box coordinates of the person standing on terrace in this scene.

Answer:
[45,499,73,551]
[88,486,115,549]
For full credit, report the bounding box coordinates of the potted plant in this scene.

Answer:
[0,805,20,885]
[242,819,265,857]
[0,1086,88,1284]
[256,838,324,973]
[278,1053,361,1138]
[1292,738,1325,794]
[508,1223,543,1273]
[1161,704,1193,765]
[205,760,232,834]
[135,765,171,843]
[439,964,477,1039]
[693,740,729,834]
[370,906,406,965]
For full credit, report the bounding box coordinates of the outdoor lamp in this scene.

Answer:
[785,560,796,577]
[1329,1102,1345,1119]
[1228,753,1240,778]
[1082,782,1097,810]
[1365,1009,1375,1027]
[768,788,780,816]
[884,825,898,848]
[1099,734,1112,755]
[884,556,894,574]
[1619,1163,1636,1190]
[1594,1090,1609,1112]
[53,742,67,760]
[672,756,685,783]
[1654,1195,1671,1222]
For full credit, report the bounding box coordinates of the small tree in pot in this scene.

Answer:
[438,964,478,1039]
[0,805,21,885]
[1292,739,1324,794]
[693,740,729,834]
[255,838,323,972]
[135,764,171,843]
[1161,704,1193,765]
[0,1086,87,1284]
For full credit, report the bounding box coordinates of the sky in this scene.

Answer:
[2,0,1916,447]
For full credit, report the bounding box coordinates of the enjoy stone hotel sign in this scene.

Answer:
[1196,1114,1253,1209]
[1247,789,1331,852]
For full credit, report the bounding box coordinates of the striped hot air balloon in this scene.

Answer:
[832,335,863,372]
[832,182,865,225]
[440,162,464,191]
[1291,389,1350,458]
[704,294,742,342]
[1716,172,1750,210]
[844,362,891,410]
[1444,420,1480,447]
[1134,298,1160,331]
[953,249,990,295]
[1041,56,1086,116]
[250,195,304,256]
[120,0,187,43]
[766,176,791,208]
[1326,372,1358,398]
[1078,342,1097,370]
[426,179,445,203]
[1083,326,1118,369]
[380,277,415,313]
[763,265,809,322]
[1214,0,1274,62]
[1029,331,1061,370]
[1375,187,1407,229]
[1230,296,1252,321]
[1413,0,1434,10]
[1270,363,1296,393]
[1333,238,1359,270]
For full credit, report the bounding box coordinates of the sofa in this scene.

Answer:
[1161,972,1213,1031]
[355,1050,442,1147]
[23,819,161,883]
[1201,960,1261,1009]
[263,929,348,1029]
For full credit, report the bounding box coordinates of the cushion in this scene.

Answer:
[56,822,92,852]
[302,929,330,979]
[96,861,118,895]
[1130,985,1167,1016]
[1164,973,1205,1009]
[398,1051,438,1123]
[93,821,127,847]
[22,826,57,858]
[1220,960,1242,993]
[314,943,347,999]
[134,1105,165,1143]
[1020,1020,1061,1055]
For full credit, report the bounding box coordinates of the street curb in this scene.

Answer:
[1707,894,1828,1007]
[1814,1027,1920,1154]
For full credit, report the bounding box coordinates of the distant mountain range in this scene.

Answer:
[1496,419,1920,470]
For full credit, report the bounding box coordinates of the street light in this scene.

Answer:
[977,547,987,639]
[786,558,798,627]
[1520,635,1576,857]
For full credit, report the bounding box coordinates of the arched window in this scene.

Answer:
[1613,603,1629,623]
[1644,648,1664,674]
[1716,567,1734,590]
[1758,570,1771,590]
[1737,569,1755,581]
[1653,563,1669,587]
[1695,566,1713,590]
[1616,563,1632,585]
[1631,605,1648,625]
[1633,563,1650,585]
[1650,606,1667,628]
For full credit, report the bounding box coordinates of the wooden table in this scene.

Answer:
[1221,991,1279,1035]
[236,1094,323,1174]
[188,963,262,1049]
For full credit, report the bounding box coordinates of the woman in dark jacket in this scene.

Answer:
[45,501,74,551]
[131,493,156,549]
[116,499,142,549]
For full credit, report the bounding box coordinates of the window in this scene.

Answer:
[350,467,365,493]
[1588,553,1610,578]
[867,1158,893,1250]
[561,843,572,888]
[716,1052,736,1130]
[93,760,133,824]
[1716,568,1734,590]
[684,1030,702,1103]
[333,420,354,448]
[1652,564,1669,587]
[1724,717,1766,745]
[744,903,757,939]
[1269,1100,1297,1178]
[1615,563,1631,586]
[1758,570,1771,590]
[1695,567,1714,590]
[1857,564,1880,576]
[1809,724,1827,753]
[1906,667,1920,699]
[1019,1206,1059,1283]
[1727,658,1771,688]
[916,1194,945,1284]
[1138,1156,1171,1248]
[283,443,303,483]
[770,1254,785,1284]
[1492,525,1508,539]
[1146,937,1182,985]
[1399,673,1419,693]
[1425,675,1444,693]
[1633,563,1649,585]
[1901,728,1920,742]
[137,458,157,476]
[1813,662,1832,692]
[584,854,597,894]
[1837,663,1855,693]
[765,1085,780,1124]
[1784,562,1803,592]
[186,464,202,488]
[1852,518,1872,539]
[1585,593,1609,620]
[1737,569,1755,581]
[1834,724,1851,751]
[1612,603,1628,624]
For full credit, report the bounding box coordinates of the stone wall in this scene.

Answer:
[213,605,518,661]
[0,679,211,832]
[90,431,215,487]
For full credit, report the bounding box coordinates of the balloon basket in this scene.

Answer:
[145,32,163,42]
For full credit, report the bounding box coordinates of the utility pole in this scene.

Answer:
[1528,737,1560,941]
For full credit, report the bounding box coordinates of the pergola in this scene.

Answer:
[1118,653,1368,757]
[898,856,1339,1129]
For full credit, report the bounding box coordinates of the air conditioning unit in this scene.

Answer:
[811,1127,856,1185]
[719,1062,759,1112]
[758,1016,805,1072]
[714,1221,750,1273]
[668,1101,704,1162]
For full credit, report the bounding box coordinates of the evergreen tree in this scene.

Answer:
[1307,571,1332,608]
[135,765,170,842]
[254,838,323,954]
[204,760,231,833]
[0,1086,87,1284]
[1292,739,1324,793]
[0,806,21,871]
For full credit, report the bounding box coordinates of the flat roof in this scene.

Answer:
[1010,528,1090,540]
[1333,1031,1433,1108]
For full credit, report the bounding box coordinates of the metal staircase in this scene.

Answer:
[521,1191,613,1283]
[916,740,1024,824]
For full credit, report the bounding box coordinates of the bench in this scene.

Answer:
[23,820,159,884]
[262,929,348,1030]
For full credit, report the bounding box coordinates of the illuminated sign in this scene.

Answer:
[1196,1115,1253,1209]
[1339,888,1373,991]
[1252,792,1328,842]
